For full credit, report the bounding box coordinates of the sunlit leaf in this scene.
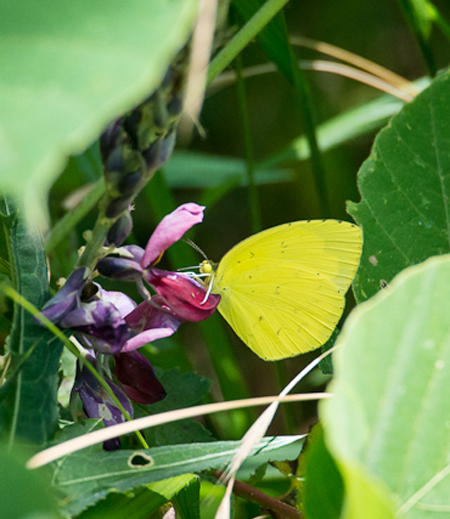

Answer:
[0,0,198,227]
[322,254,450,518]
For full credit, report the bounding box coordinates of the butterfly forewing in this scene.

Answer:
[213,220,362,360]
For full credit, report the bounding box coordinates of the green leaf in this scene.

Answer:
[76,489,167,519]
[347,71,450,302]
[144,368,214,446]
[0,199,63,445]
[303,424,344,519]
[172,476,201,519]
[321,254,450,518]
[0,0,198,227]
[55,436,302,517]
[0,446,59,519]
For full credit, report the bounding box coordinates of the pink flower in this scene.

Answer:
[144,268,220,322]
[140,203,205,268]
[97,203,221,325]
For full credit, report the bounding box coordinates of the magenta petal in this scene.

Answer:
[140,203,205,268]
[122,327,178,351]
[144,268,220,322]
[122,299,182,350]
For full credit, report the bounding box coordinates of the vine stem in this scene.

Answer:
[212,469,302,518]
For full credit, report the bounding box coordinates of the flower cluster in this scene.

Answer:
[40,203,220,448]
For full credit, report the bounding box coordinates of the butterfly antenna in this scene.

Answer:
[182,238,208,260]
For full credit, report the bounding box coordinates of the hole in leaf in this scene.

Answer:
[128,452,153,468]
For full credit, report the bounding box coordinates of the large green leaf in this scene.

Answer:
[0,0,198,227]
[0,199,62,445]
[0,447,59,519]
[321,254,450,518]
[348,70,450,302]
[54,435,302,516]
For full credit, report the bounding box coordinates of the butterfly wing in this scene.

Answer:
[213,220,363,360]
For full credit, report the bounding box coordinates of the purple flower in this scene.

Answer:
[60,300,130,354]
[114,350,166,404]
[75,354,133,451]
[40,268,90,323]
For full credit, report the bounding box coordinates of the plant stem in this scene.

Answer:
[207,0,292,84]
[235,55,262,233]
[212,469,302,518]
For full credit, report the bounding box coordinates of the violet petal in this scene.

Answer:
[75,356,133,450]
[61,301,130,354]
[40,267,90,323]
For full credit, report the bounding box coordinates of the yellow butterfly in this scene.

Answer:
[202,220,363,361]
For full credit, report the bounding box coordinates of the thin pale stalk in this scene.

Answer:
[27,392,326,468]
[212,60,415,102]
[290,35,419,96]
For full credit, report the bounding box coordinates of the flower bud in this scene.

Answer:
[106,211,133,247]
[97,257,143,281]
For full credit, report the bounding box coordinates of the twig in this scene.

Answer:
[212,469,302,519]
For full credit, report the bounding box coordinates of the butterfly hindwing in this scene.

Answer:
[213,220,362,360]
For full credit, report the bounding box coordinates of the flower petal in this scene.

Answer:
[40,267,90,323]
[114,351,166,404]
[140,203,205,268]
[61,301,130,354]
[122,298,182,351]
[101,290,137,318]
[144,268,220,322]
[75,355,133,450]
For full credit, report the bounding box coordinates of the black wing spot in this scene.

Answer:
[259,315,263,321]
